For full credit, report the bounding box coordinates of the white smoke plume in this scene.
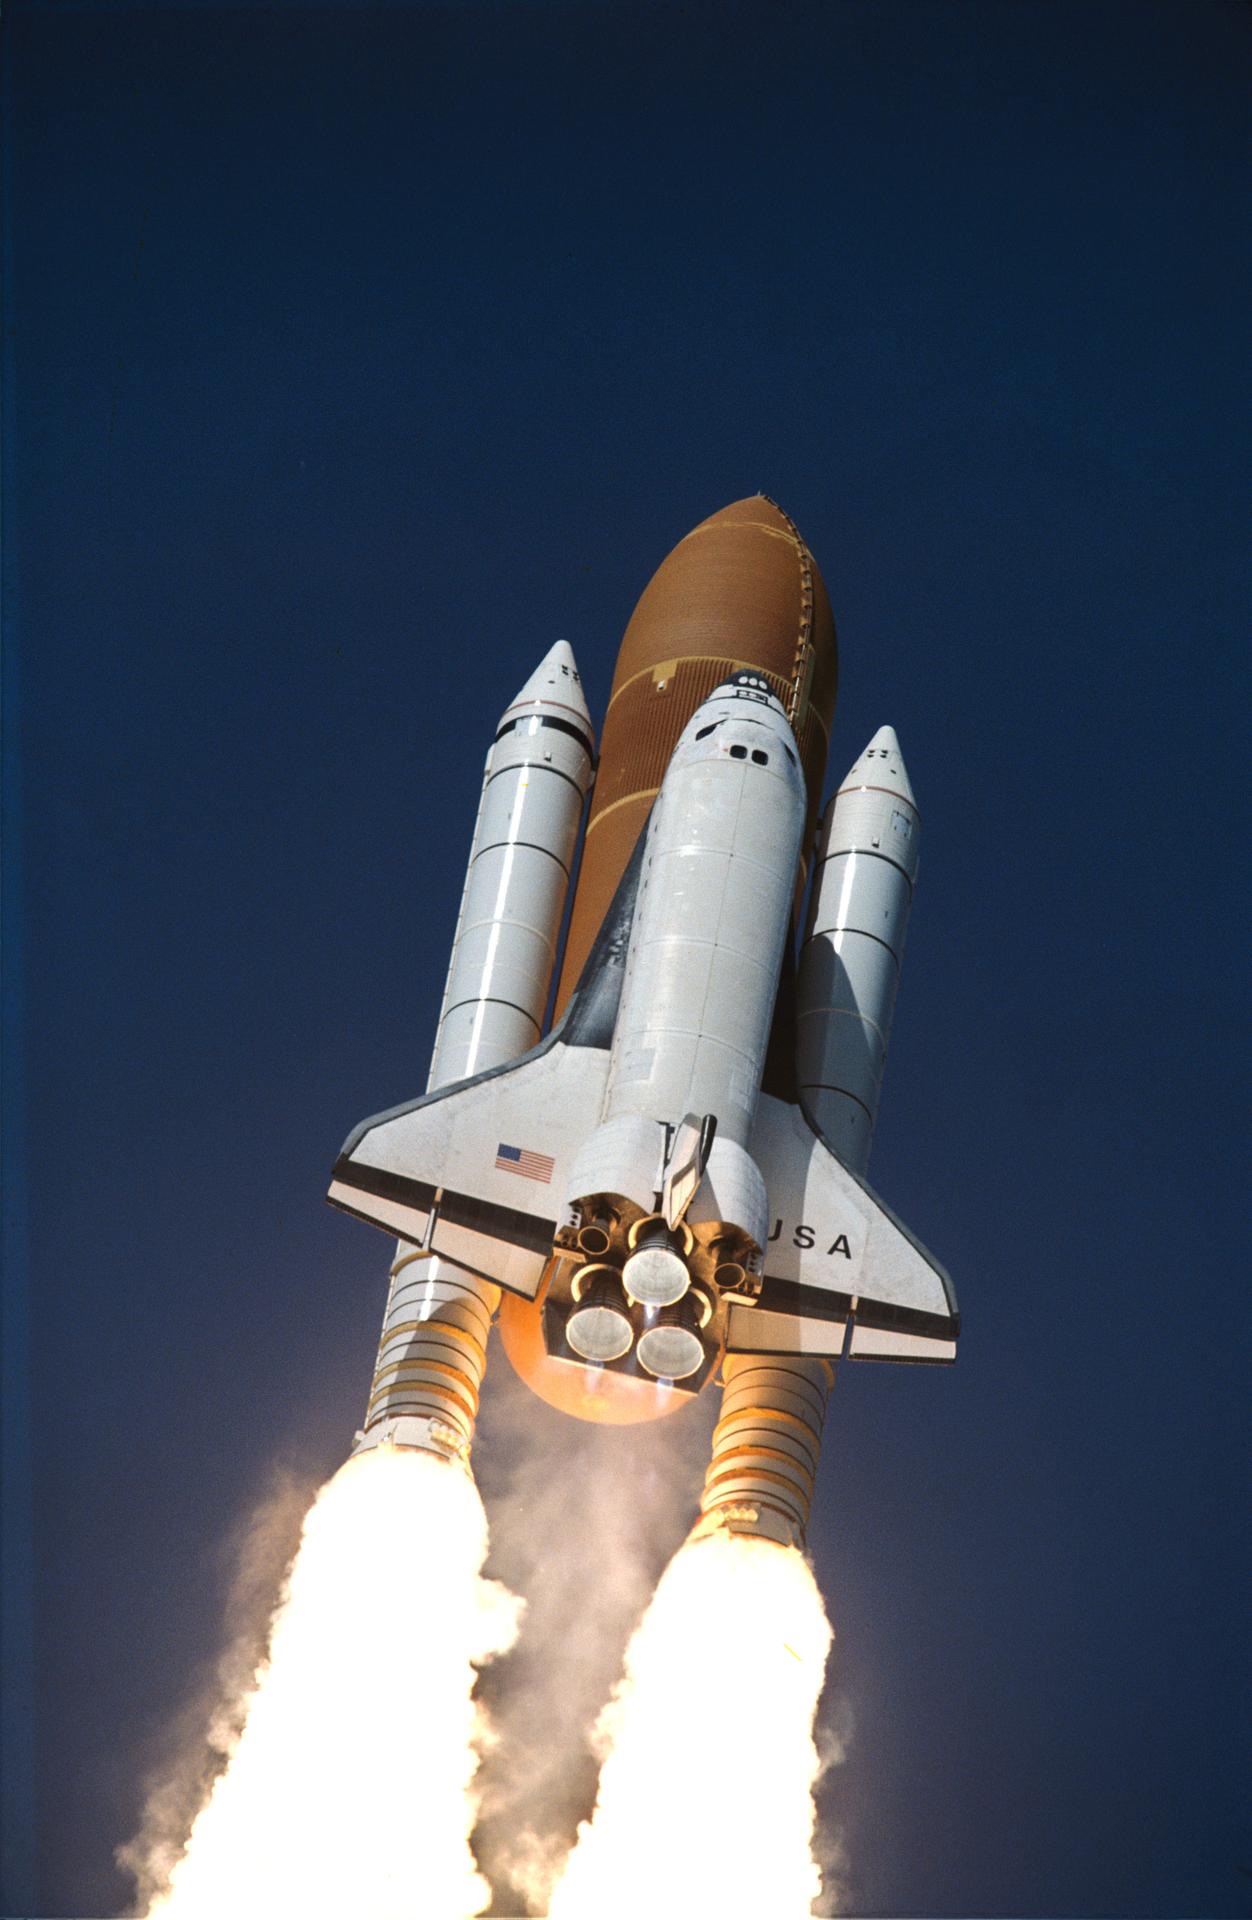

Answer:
[118,1462,319,1913]
[120,1447,521,1920]
[809,1695,855,1916]
[471,1356,714,1914]
[545,1531,836,1920]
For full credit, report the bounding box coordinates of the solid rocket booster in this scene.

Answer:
[797,726,919,1173]
[430,639,594,1084]
[352,643,594,1461]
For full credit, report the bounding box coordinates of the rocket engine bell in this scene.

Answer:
[330,497,959,1542]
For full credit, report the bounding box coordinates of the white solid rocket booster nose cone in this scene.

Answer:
[842,724,916,807]
[503,639,592,725]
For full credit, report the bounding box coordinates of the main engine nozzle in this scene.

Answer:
[622,1216,693,1307]
[637,1285,712,1380]
[566,1265,635,1362]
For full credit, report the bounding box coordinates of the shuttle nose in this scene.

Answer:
[717,668,789,715]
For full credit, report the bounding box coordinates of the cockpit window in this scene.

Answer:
[695,722,719,740]
[729,743,748,760]
[751,749,769,766]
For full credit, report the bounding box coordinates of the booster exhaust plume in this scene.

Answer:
[546,1533,834,1920]
[132,1447,520,1920]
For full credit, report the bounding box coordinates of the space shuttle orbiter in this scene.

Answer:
[328,499,957,1548]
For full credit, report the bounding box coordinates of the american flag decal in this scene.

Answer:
[495,1141,554,1184]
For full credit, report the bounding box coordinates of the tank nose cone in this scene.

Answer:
[841,725,916,809]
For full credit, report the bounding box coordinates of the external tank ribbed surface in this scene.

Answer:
[553,496,838,1010]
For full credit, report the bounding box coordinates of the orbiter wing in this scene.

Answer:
[329,1039,608,1299]
[738,1090,958,1362]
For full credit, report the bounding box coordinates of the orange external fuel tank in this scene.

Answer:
[499,496,839,1422]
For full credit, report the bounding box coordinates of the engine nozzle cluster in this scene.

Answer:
[559,1215,715,1382]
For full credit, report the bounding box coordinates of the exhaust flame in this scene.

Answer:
[136,1446,521,1920]
[547,1532,834,1920]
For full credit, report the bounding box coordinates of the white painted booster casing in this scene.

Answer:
[356,642,594,1460]
[796,725,919,1174]
[429,641,595,1086]
[567,674,806,1252]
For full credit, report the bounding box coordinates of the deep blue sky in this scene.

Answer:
[3,1,1248,1914]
